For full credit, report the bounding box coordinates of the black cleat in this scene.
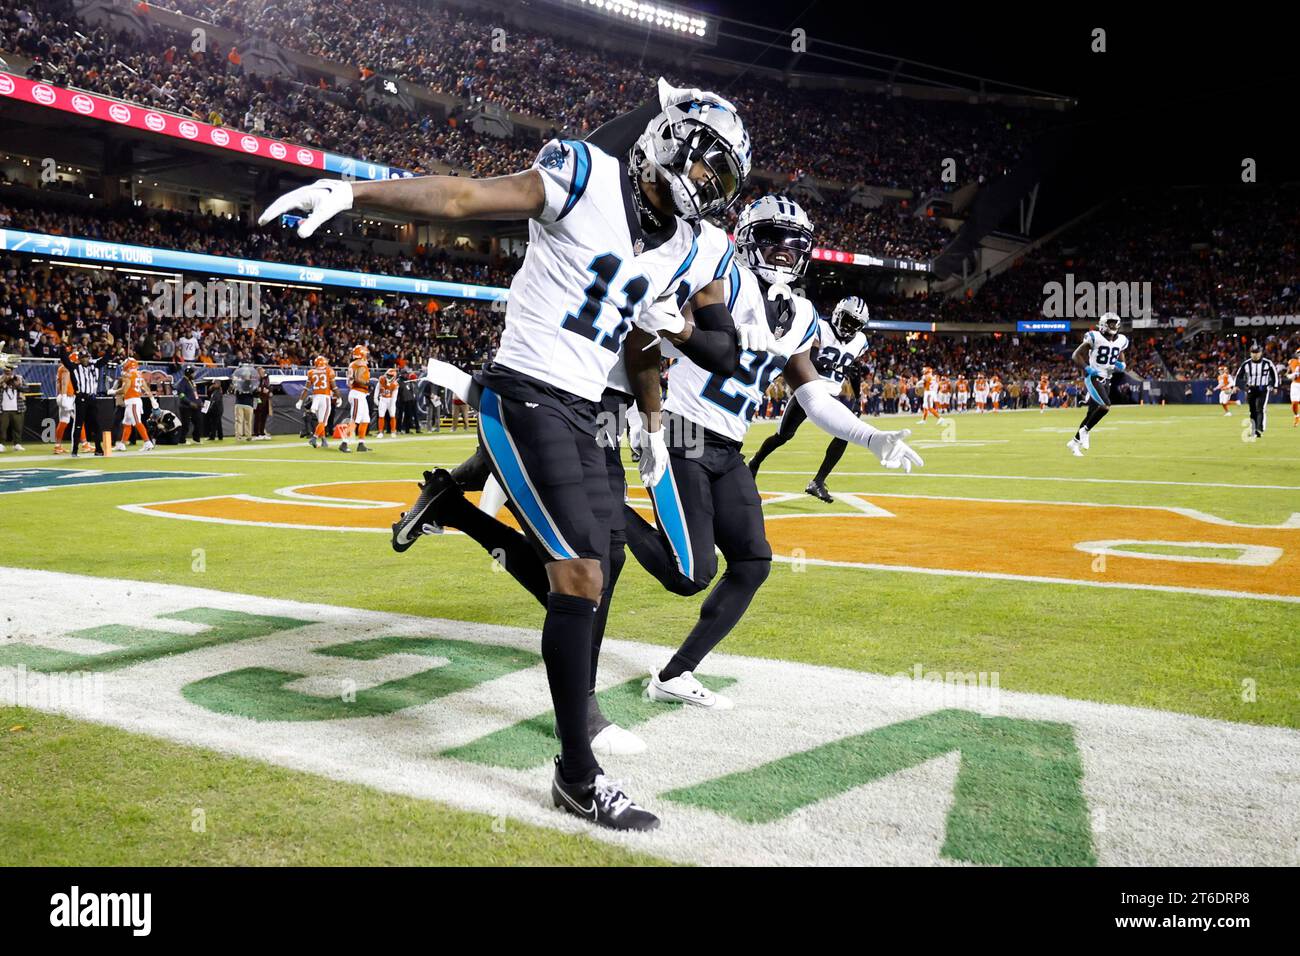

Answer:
[357,442,369,453]
[391,469,457,553]
[339,440,351,453]
[805,479,834,503]
[550,758,660,831]
[309,436,318,448]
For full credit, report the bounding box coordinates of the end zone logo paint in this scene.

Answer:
[0,468,224,494]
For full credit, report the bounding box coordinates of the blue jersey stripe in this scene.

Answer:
[670,234,699,288]
[557,140,591,221]
[649,462,693,580]
[713,241,734,281]
[477,388,576,560]
[727,261,741,310]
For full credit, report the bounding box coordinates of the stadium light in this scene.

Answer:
[564,0,713,44]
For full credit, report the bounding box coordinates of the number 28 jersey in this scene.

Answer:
[664,263,818,443]
[493,139,707,403]
[1082,329,1129,381]
[810,318,868,394]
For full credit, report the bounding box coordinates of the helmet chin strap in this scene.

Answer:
[627,154,668,232]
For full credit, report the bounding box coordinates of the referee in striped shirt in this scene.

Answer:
[61,346,110,457]
[1235,342,1279,439]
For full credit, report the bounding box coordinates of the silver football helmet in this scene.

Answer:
[735,195,815,286]
[632,97,751,221]
[829,296,869,341]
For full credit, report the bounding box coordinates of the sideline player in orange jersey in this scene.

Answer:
[917,366,939,422]
[973,373,988,412]
[375,367,400,438]
[1214,365,1235,416]
[53,357,76,454]
[1037,373,1052,412]
[989,374,1003,411]
[306,355,336,449]
[955,374,969,413]
[1288,348,1300,426]
[340,345,372,453]
[937,374,952,415]
[114,358,155,451]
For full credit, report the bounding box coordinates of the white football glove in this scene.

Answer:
[637,426,669,489]
[257,178,354,238]
[870,428,925,473]
[657,77,739,115]
[735,320,775,354]
[634,297,686,340]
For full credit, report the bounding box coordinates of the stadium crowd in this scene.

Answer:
[1,0,1034,258]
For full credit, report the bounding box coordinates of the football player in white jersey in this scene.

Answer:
[624,196,922,709]
[1067,312,1129,456]
[259,80,752,833]
[747,294,871,501]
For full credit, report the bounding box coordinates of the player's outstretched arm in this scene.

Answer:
[784,351,924,473]
[258,171,546,239]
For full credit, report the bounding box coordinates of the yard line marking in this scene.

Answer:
[770,553,1300,605]
[737,470,1300,492]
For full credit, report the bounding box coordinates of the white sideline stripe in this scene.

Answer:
[4,567,1297,867]
[772,553,1300,605]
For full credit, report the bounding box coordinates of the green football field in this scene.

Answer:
[2,403,1298,866]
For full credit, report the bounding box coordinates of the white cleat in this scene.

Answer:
[590,723,648,756]
[646,670,733,710]
[1078,429,1090,450]
[142,440,155,451]
[1067,438,1085,457]
[114,441,126,452]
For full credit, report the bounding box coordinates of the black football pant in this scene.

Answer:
[1247,387,1268,437]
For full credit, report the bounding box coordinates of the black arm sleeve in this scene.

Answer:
[585,98,661,155]
[672,302,738,376]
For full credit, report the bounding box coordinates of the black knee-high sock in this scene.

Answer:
[660,559,770,681]
[583,542,626,736]
[449,447,492,492]
[1076,405,1109,439]
[813,438,849,484]
[590,542,625,693]
[747,433,785,473]
[441,493,550,606]
[544,591,600,784]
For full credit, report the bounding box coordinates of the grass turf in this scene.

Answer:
[0,706,663,866]
[3,405,1295,728]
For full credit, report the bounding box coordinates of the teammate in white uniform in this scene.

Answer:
[1067,312,1129,456]
[624,196,922,709]
[261,81,752,832]
[746,294,871,501]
